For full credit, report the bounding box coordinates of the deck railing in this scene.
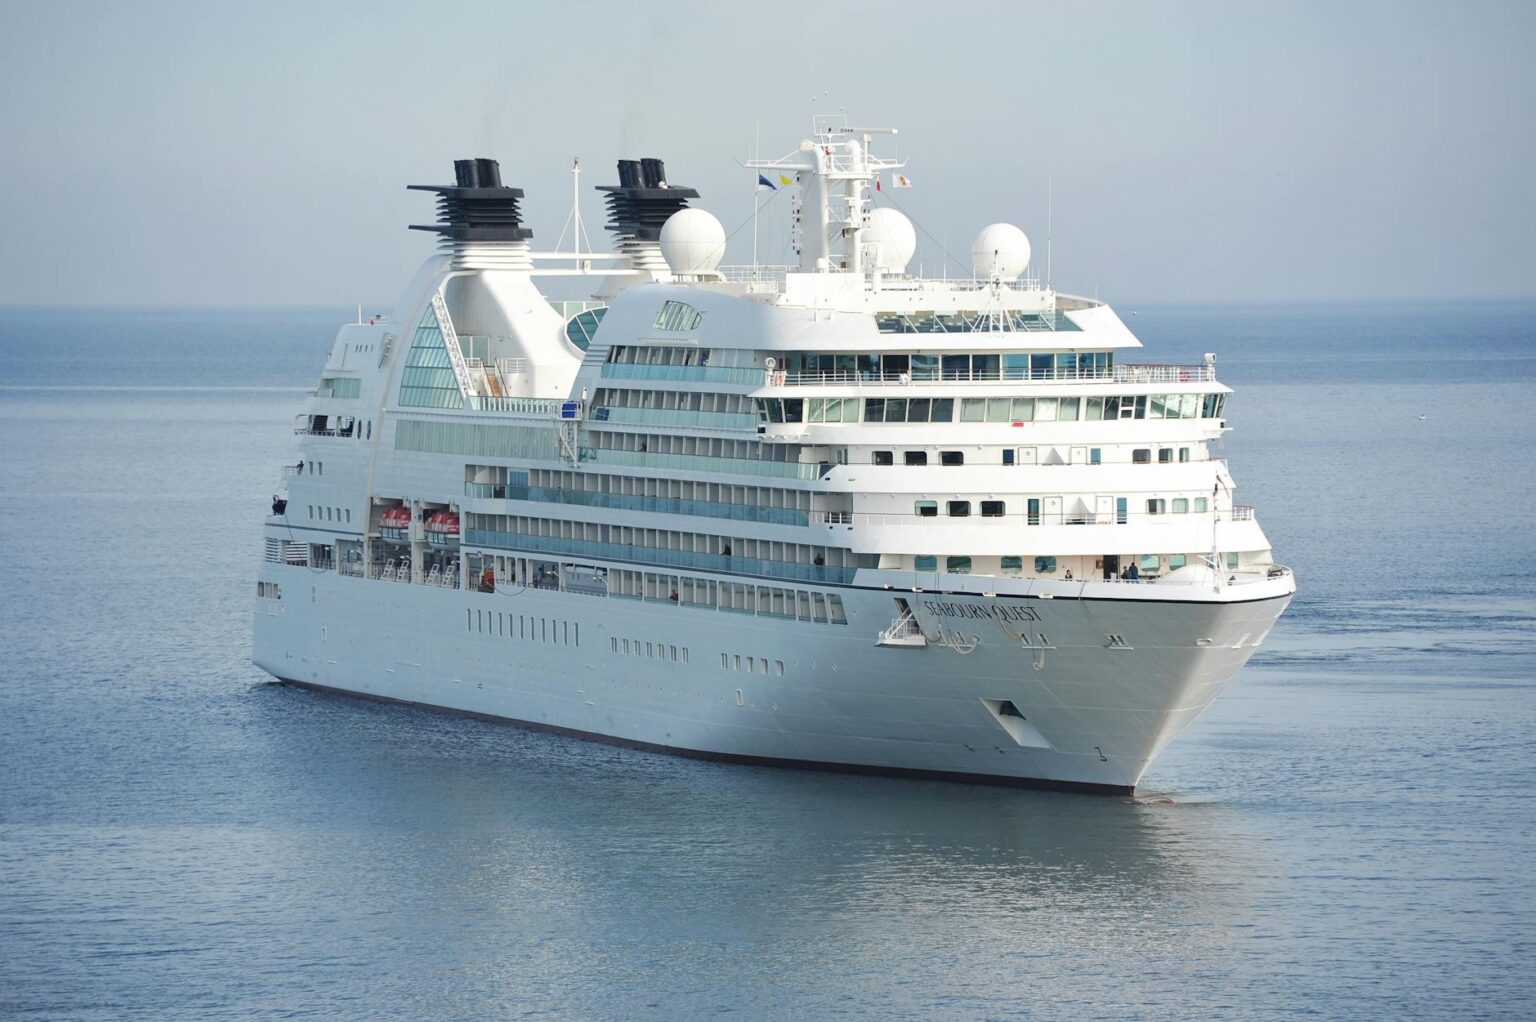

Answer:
[772,363,1213,387]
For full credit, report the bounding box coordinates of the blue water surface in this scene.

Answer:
[0,300,1532,1020]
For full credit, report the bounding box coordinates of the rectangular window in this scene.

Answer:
[1159,448,1174,464]
[1194,497,1209,513]
[940,451,964,466]
[1116,497,1128,524]
[929,398,954,422]
[915,555,937,571]
[1147,499,1166,515]
[1172,498,1189,513]
[1027,498,1041,526]
[1034,556,1058,574]
[981,500,1005,517]
[904,450,928,466]
[873,450,893,466]
[1034,397,1058,422]
[914,500,938,517]
[960,398,987,422]
[1227,552,1239,569]
[1085,397,1104,421]
[1179,447,1191,463]
[1010,397,1034,422]
[947,501,971,517]
[1132,449,1151,464]
[946,556,972,574]
[1140,554,1161,573]
[1001,556,1023,573]
[1169,554,1187,569]
[1089,447,1101,465]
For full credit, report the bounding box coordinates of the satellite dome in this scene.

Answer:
[970,223,1031,281]
[659,208,726,276]
[864,208,916,274]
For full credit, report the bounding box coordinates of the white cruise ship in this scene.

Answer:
[254,117,1295,794]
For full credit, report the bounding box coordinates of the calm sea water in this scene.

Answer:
[1,301,1533,1020]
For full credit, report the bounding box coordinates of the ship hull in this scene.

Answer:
[253,565,1291,793]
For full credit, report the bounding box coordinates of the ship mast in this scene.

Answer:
[746,116,903,275]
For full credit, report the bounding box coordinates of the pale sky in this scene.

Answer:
[2,0,1532,306]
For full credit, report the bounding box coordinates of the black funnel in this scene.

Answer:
[408,158,531,242]
[596,156,698,241]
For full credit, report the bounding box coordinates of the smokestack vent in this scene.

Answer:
[408,158,531,242]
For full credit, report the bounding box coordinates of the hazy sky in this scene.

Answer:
[2,0,1532,306]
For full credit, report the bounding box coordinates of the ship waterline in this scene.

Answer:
[255,117,1295,792]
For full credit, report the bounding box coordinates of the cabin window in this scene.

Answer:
[946,556,972,574]
[1179,447,1191,462]
[1140,554,1161,573]
[873,451,893,466]
[905,451,928,466]
[1034,556,1058,574]
[1169,554,1187,569]
[940,451,964,466]
[981,500,1005,517]
[1147,499,1166,515]
[1001,556,1023,573]
[1089,447,1102,465]
[914,501,938,517]
[947,501,971,517]
[1116,497,1128,524]
[1194,497,1209,513]
[1027,498,1041,526]
[915,555,937,571]
[1172,498,1190,514]
[1226,552,1240,569]
[1133,449,1152,464]
[1159,448,1174,464]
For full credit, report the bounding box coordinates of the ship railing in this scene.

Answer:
[811,507,1258,527]
[771,363,1213,387]
[1092,565,1289,586]
[718,265,792,294]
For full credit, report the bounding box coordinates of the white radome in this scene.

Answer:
[660,208,727,276]
[864,208,917,274]
[971,222,1031,281]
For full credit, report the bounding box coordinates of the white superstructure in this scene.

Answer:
[254,120,1295,794]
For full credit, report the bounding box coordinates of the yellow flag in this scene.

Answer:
[779,174,793,186]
